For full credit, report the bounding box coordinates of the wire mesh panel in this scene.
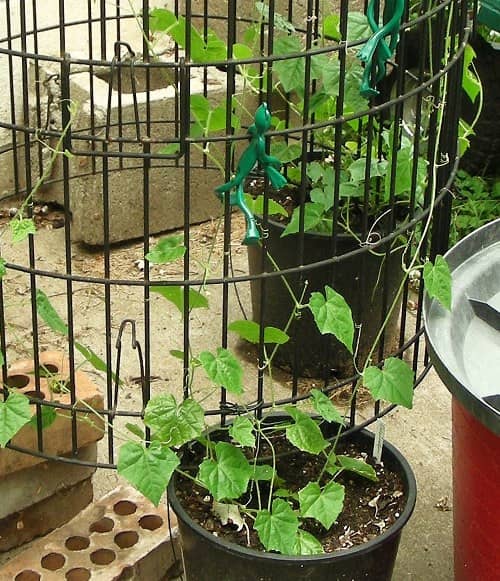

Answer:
[0,0,468,469]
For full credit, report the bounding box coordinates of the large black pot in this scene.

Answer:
[247,218,404,378]
[168,428,416,581]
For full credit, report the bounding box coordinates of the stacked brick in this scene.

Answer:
[0,351,104,551]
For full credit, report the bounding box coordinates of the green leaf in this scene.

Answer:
[0,393,32,447]
[243,194,288,218]
[232,43,253,60]
[423,255,452,311]
[308,285,354,354]
[310,389,344,424]
[28,405,57,430]
[255,2,295,33]
[363,357,414,409]
[36,289,68,335]
[347,12,371,41]
[228,320,289,345]
[36,290,116,381]
[0,257,6,278]
[145,395,204,446]
[293,529,324,555]
[125,422,144,440]
[462,44,480,104]
[74,342,110,376]
[336,455,377,481]
[282,202,325,236]
[199,348,243,394]
[273,35,305,94]
[169,349,185,360]
[198,441,252,500]
[284,406,328,455]
[159,143,180,155]
[151,285,208,313]
[10,218,36,243]
[149,7,177,33]
[270,141,302,163]
[323,14,340,39]
[145,236,185,264]
[321,59,341,96]
[298,481,345,529]
[117,441,179,506]
[251,464,275,481]
[229,417,255,447]
[254,498,299,555]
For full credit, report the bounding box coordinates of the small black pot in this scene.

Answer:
[168,429,416,581]
[247,218,404,378]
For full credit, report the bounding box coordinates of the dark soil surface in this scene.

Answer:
[175,432,407,554]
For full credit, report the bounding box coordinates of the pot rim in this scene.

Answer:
[168,428,417,564]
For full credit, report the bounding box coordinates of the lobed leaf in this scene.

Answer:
[298,481,345,529]
[145,394,204,446]
[117,441,179,506]
[198,442,252,500]
[293,529,324,555]
[254,498,299,555]
[199,348,243,394]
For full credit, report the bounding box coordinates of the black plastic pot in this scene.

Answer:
[168,429,416,581]
[247,218,404,378]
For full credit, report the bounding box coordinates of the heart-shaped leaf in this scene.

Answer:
[363,357,414,409]
[308,285,354,353]
[117,441,179,506]
[284,406,328,455]
[298,481,345,529]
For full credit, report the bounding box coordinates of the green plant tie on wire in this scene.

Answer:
[215,103,287,245]
[357,0,406,98]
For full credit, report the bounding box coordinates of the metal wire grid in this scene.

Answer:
[0,0,468,468]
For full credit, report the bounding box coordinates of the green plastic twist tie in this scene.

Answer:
[357,0,406,98]
[215,103,287,245]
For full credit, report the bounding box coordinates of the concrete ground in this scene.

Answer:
[389,368,454,580]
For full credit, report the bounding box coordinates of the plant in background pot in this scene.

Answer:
[247,126,429,379]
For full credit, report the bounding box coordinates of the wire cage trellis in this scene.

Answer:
[0,0,468,471]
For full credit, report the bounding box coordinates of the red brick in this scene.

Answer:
[0,484,180,580]
[0,477,93,552]
[0,351,104,476]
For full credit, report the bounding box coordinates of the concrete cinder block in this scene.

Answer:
[0,444,97,520]
[0,477,94,553]
[0,351,104,477]
[0,484,181,580]
[31,58,252,245]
